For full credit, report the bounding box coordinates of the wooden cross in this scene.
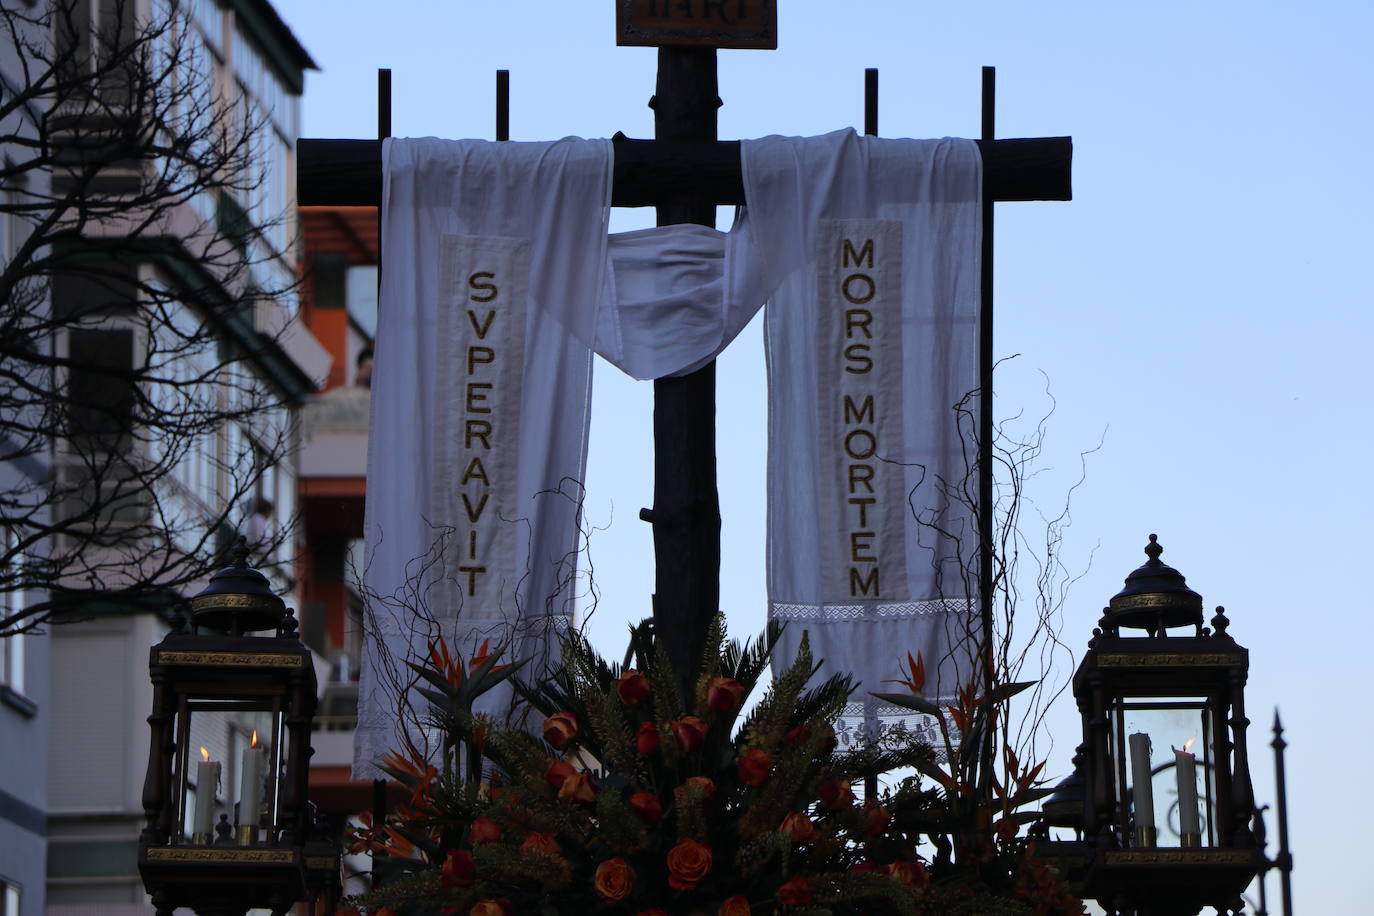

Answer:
[295,13,1072,687]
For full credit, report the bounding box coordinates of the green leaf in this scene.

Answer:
[870,691,944,717]
[990,680,1037,703]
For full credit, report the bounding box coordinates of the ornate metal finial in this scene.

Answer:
[1211,605,1230,635]
[1144,533,1162,562]
[214,813,234,845]
[1104,534,1203,632]
[279,607,300,639]
[231,537,251,569]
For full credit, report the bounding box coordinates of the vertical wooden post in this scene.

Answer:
[650,46,721,687]
[495,70,509,142]
[864,68,878,137]
[978,65,997,797]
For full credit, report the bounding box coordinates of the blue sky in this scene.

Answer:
[273,2,1373,909]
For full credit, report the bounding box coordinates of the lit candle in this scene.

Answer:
[1175,737,1200,843]
[1127,732,1155,842]
[193,747,220,841]
[238,730,266,837]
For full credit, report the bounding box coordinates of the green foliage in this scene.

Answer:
[346,623,1084,916]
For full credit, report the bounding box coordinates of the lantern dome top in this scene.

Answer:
[1106,534,1203,631]
[190,540,287,635]
[1040,749,1087,829]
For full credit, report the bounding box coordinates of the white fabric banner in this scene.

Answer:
[744,130,983,750]
[355,138,610,777]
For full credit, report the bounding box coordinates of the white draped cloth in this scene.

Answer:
[357,131,980,774]
[744,130,982,749]
[356,138,610,776]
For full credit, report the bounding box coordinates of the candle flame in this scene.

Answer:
[199,746,210,762]
[1183,736,1196,753]
[251,730,258,748]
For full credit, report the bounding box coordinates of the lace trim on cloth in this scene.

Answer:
[769,598,971,621]
[834,700,958,762]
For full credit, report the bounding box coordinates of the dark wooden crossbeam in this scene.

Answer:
[296,135,1072,207]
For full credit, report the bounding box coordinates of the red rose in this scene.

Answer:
[737,748,772,787]
[863,802,891,836]
[617,669,651,705]
[545,759,576,789]
[594,857,635,904]
[666,838,712,890]
[671,716,708,753]
[470,816,502,844]
[818,777,855,810]
[780,811,817,845]
[785,721,836,754]
[636,721,661,755]
[719,895,751,916]
[520,831,559,858]
[707,677,745,712]
[543,712,579,748]
[558,771,597,805]
[629,791,664,825]
[777,876,813,905]
[440,849,475,888]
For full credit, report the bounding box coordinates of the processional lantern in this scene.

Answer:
[139,543,333,916]
[1072,535,1263,915]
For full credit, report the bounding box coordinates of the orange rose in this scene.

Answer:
[685,775,717,800]
[545,759,576,788]
[737,748,772,787]
[469,816,501,844]
[671,716,708,753]
[543,712,579,748]
[469,901,513,916]
[886,859,929,889]
[629,791,664,825]
[863,802,891,837]
[520,831,559,858]
[719,895,751,916]
[439,849,475,888]
[707,677,745,711]
[780,811,817,844]
[617,669,651,704]
[666,837,712,890]
[777,876,812,905]
[818,777,855,810]
[636,721,661,755]
[558,770,597,804]
[594,857,635,903]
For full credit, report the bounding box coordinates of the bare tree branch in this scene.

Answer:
[1,0,302,636]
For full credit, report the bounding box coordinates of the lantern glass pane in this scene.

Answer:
[1110,697,1212,847]
[175,698,287,844]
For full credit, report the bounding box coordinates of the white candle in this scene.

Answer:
[239,737,266,830]
[193,748,220,840]
[1128,732,1155,835]
[1175,743,1200,839]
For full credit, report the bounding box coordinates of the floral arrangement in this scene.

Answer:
[347,619,1083,916]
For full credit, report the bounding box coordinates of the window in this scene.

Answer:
[0,879,20,916]
[1,529,27,694]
